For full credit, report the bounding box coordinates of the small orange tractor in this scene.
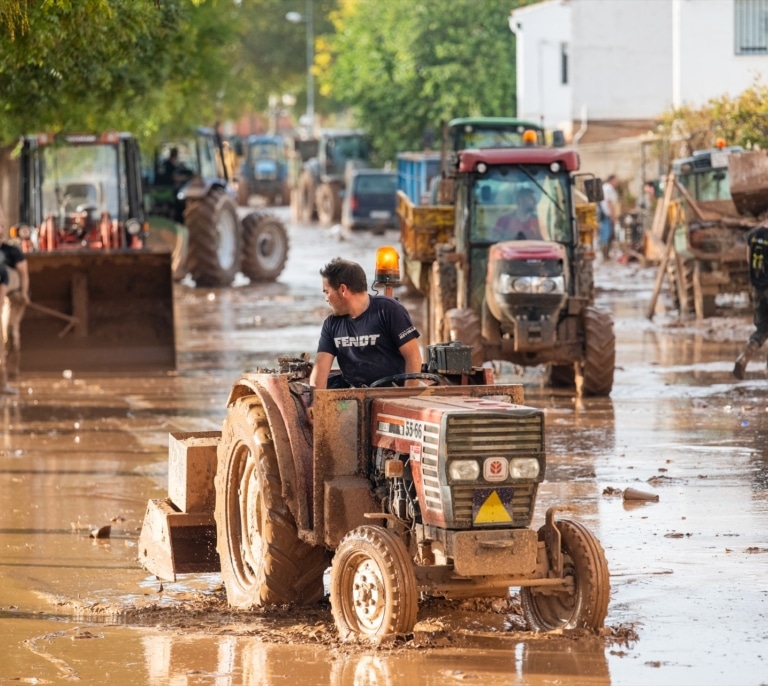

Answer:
[138,248,610,641]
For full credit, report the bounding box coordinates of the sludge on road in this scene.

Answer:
[0,221,766,686]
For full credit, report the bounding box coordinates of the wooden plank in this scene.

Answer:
[646,215,678,320]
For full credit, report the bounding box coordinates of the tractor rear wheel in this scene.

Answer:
[521,519,610,632]
[240,212,289,282]
[429,256,457,344]
[214,395,328,608]
[330,525,418,642]
[316,183,341,226]
[184,188,241,287]
[579,306,615,396]
[297,171,316,224]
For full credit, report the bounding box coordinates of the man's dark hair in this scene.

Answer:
[320,257,367,293]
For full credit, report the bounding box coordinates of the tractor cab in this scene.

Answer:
[453,147,581,313]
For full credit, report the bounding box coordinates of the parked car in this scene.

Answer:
[341,168,399,234]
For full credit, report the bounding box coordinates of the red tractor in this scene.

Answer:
[138,249,610,641]
[398,142,615,396]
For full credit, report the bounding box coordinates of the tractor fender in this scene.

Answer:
[225,376,314,536]
[178,177,231,203]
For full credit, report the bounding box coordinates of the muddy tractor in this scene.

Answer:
[147,127,289,287]
[7,132,176,373]
[292,129,370,226]
[398,143,614,396]
[236,134,291,207]
[661,143,758,318]
[138,250,610,641]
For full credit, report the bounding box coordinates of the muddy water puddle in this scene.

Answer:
[1,222,767,685]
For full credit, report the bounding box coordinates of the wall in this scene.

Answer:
[570,0,674,121]
[512,0,768,132]
[675,0,768,106]
[509,1,572,134]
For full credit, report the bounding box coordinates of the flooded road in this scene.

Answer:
[1,211,766,685]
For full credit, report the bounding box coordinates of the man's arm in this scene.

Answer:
[309,351,335,390]
[399,338,423,387]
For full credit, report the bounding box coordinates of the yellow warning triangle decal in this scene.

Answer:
[474,490,513,524]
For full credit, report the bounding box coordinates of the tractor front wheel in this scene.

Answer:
[240,212,289,282]
[330,525,418,642]
[521,518,610,632]
[579,306,615,396]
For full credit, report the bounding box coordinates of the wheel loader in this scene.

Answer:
[138,248,610,641]
[146,127,290,287]
[7,132,176,373]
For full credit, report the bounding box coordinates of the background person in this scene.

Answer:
[599,174,620,259]
[493,187,541,240]
[309,257,422,398]
[733,225,768,379]
[1,215,30,394]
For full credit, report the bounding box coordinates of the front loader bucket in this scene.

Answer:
[138,498,219,581]
[729,150,768,217]
[20,250,176,373]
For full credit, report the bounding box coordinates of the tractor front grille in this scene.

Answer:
[447,411,543,528]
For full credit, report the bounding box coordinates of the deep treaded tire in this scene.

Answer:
[521,519,610,632]
[330,525,418,642]
[214,395,328,608]
[184,188,241,287]
[580,306,615,396]
[241,211,289,282]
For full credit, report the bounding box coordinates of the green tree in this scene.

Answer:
[0,0,333,146]
[318,0,521,163]
[232,0,338,124]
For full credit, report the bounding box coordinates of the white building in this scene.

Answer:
[510,0,768,150]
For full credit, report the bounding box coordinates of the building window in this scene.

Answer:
[735,0,768,54]
[561,42,569,84]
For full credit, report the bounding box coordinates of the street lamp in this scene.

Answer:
[286,0,314,138]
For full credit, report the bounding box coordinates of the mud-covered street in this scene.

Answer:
[1,208,767,685]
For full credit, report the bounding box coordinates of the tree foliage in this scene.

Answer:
[657,82,768,158]
[318,0,521,163]
[0,0,335,147]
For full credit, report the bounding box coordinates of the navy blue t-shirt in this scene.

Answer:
[318,296,420,387]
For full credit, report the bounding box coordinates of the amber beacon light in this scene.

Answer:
[374,246,401,296]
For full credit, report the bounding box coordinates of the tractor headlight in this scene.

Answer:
[498,275,565,294]
[509,458,540,479]
[126,219,142,235]
[449,460,480,481]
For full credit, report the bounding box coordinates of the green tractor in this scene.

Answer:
[146,127,290,287]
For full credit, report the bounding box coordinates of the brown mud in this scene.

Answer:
[1,213,766,685]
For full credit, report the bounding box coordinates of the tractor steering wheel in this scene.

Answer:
[369,372,450,388]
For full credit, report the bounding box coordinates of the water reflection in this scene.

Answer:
[141,633,612,686]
